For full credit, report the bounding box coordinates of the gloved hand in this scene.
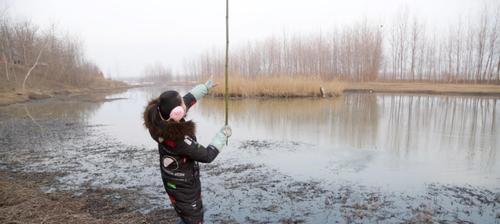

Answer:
[210,125,232,150]
[190,79,215,100]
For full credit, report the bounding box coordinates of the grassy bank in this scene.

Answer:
[0,75,129,106]
[208,76,500,97]
[210,76,345,97]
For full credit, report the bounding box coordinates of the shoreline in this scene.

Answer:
[344,82,500,96]
[0,83,146,106]
[2,81,499,107]
[208,80,500,98]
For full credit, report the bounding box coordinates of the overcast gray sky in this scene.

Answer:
[3,0,498,78]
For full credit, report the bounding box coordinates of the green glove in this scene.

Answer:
[210,125,232,150]
[190,80,214,100]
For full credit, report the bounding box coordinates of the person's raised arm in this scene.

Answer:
[183,80,215,111]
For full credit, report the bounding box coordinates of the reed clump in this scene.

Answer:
[209,75,346,97]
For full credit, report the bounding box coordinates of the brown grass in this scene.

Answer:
[210,75,346,97]
[208,75,500,97]
[0,70,130,106]
[0,170,177,224]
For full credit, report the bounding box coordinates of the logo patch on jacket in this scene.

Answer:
[166,182,176,189]
[184,136,193,145]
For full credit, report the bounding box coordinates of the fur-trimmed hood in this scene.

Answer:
[143,98,196,142]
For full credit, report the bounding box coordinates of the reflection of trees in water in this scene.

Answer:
[197,95,497,168]
[381,95,498,169]
[199,98,336,143]
[197,96,379,146]
[0,96,109,150]
[333,94,379,148]
[0,99,104,124]
[0,98,108,166]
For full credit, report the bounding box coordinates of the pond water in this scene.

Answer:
[0,85,499,223]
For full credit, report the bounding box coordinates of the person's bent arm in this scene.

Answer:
[175,126,231,163]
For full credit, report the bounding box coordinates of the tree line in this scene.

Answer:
[139,62,174,83]
[184,7,500,84]
[0,10,105,91]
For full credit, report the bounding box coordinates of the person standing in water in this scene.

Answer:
[143,80,231,224]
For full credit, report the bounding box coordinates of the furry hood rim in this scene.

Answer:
[143,98,196,142]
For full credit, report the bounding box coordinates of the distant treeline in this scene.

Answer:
[184,7,500,84]
[0,10,106,91]
[138,62,174,83]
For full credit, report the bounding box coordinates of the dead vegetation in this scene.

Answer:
[0,8,127,101]
[208,75,500,97]
[0,170,177,224]
[210,75,346,97]
[185,6,500,97]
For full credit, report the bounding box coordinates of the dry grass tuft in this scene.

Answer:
[205,75,500,97]
[209,75,346,97]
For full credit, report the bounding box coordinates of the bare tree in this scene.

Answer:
[22,40,48,91]
[140,62,174,83]
[476,8,488,82]
[0,9,108,91]
[484,7,499,83]
[182,5,500,84]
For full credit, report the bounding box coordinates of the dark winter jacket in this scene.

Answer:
[143,92,219,224]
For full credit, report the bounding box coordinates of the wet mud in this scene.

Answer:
[202,140,500,223]
[0,169,177,224]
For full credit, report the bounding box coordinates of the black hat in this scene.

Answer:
[157,90,182,120]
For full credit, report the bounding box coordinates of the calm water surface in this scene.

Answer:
[91,86,498,190]
[0,85,498,222]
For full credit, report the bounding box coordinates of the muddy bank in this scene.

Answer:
[203,140,500,223]
[343,81,500,96]
[1,156,498,224]
[0,80,137,106]
[0,87,130,106]
[0,169,177,224]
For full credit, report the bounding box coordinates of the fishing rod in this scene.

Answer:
[224,0,229,144]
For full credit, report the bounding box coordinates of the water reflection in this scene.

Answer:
[199,95,496,148]
[379,95,498,170]
[197,97,379,147]
[1,88,499,222]
[0,98,103,122]
[0,97,106,148]
[197,94,499,184]
[0,88,498,192]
